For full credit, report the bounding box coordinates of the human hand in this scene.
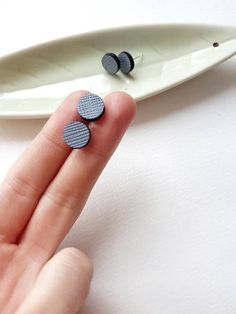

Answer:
[0,91,136,313]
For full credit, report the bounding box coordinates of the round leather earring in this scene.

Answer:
[118,51,135,74]
[77,93,105,121]
[63,121,91,149]
[101,53,120,74]
[64,93,105,149]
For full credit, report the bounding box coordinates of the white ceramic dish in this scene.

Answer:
[0,24,235,119]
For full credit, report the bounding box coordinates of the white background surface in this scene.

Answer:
[0,1,236,313]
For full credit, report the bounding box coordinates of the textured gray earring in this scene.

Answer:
[101,53,120,74]
[77,93,105,121]
[64,93,105,149]
[63,121,91,149]
[118,51,135,74]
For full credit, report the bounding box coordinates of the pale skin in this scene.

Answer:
[0,91,136,314]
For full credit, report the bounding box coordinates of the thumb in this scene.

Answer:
[17,248,93,314]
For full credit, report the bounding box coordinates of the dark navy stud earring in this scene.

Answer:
[118,51,135,74]
[63,121,91,149]
[77,93,105,121]
[101,53,120,74]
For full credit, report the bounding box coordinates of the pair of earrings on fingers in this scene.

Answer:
[63,93,105,149]
[102,51,135,75]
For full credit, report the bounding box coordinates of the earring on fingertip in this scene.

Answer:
[77,93,105,121]
[63,121,91,149]
[63,93,105,149]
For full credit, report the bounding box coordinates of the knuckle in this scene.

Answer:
[40,130,67,152]
[45,188,82,213]
[4,173,39,201]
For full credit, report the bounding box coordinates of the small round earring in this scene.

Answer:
[118,51,135,74]
[101,53,120,74]
[63,93,105,149]
[77,93,105,121]
[63,121,91,149]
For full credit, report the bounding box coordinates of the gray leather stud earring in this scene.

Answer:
[118,51,135,74]
[77,93,105,121]
[101,53,120,74]
[63,121,90,149]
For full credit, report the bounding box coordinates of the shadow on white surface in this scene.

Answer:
[0,119,45,142]
[133,61,236,126]
[59,172,150,314]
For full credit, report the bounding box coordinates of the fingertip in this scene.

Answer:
[16,248,93,314]
[84,91,136,159]
[61,247,93,282]
[104,91,136,124]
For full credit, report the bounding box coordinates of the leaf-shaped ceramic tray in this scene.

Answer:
[0,24,235,119]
